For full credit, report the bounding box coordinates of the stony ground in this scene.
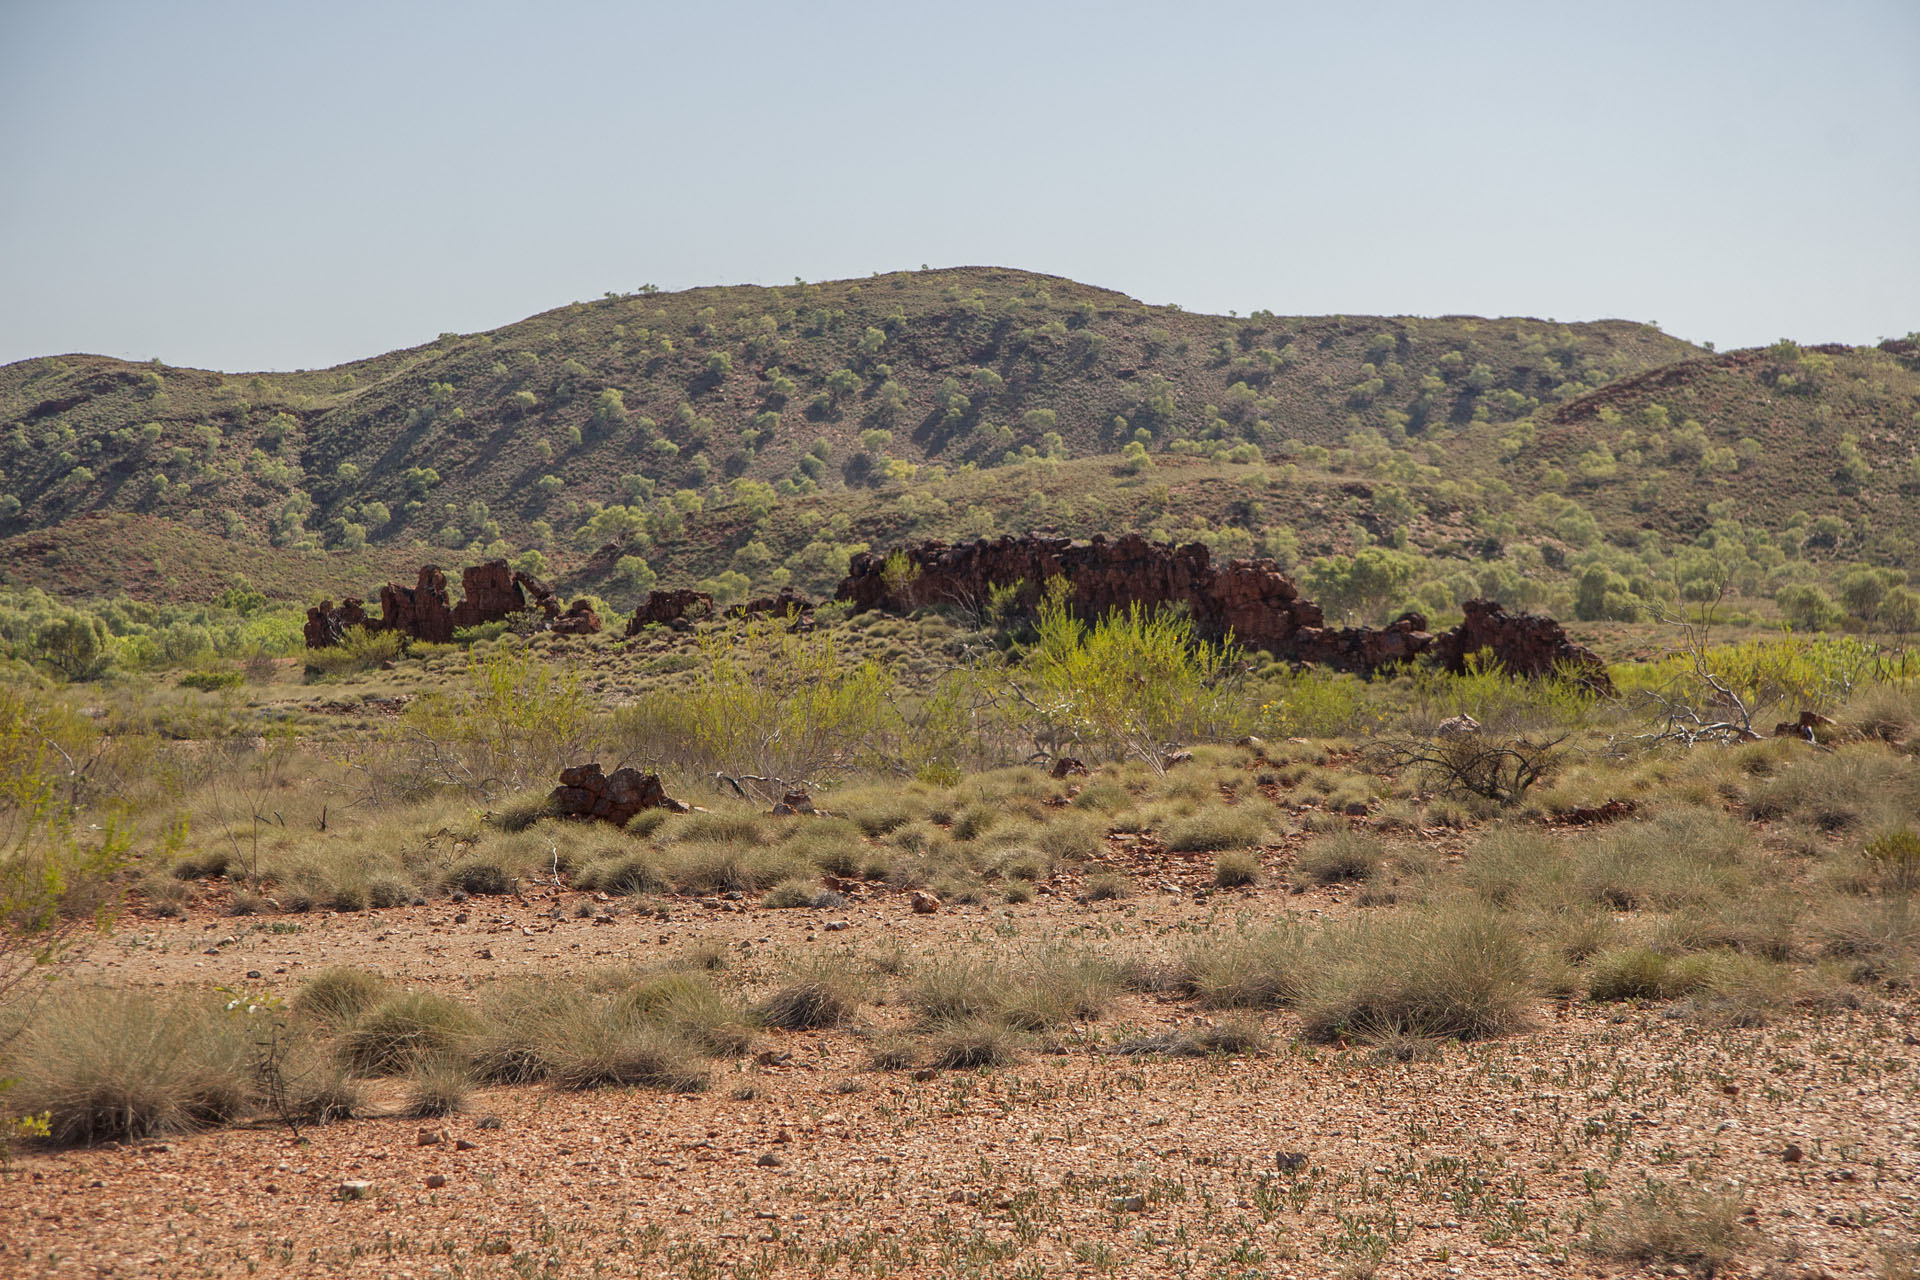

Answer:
[5,869,1917,1280]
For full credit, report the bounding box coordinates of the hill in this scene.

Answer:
[0,268,1913,631]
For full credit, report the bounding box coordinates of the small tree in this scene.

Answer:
[616,616,894,802]
[33,613,111,682]
[2,686,130,1037]
[395,648,595,796]
[1304,548,1420,625]
[1012,586,1245,770]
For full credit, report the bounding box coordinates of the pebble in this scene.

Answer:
[425,1174,447,1189]
[756,1153,784,1168]
[1783,1142,1805,1163]
[1111,1194,1147,1213]
[824,920,850,932]
[337,1181,374,1201]
[455,1139,477,1152]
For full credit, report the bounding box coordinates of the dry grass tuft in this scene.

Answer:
[761,966,860,1031]
[342,992,482,1077]
[10,990,250,1145]
[1300,904,1534,1043]
[1589,1181,1748,1276]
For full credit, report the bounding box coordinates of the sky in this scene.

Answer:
[2,1,1916,372]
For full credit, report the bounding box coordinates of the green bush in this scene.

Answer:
[303,625,405,677]
[399,648,594,792]
[1016,591,1246,767]
[179,670,243,692]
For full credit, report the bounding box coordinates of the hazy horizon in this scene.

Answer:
[4,1,1916,372]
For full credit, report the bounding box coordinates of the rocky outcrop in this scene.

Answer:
[1428,599,1611,691]
[837,535,1610,688]
[624,586,816,636]
[305,559,600,648]
[726,588,816,623]
[1293,611,1433,672]
[625,588,716,634]
[304,597,371,648]
[549,763,687,826]
[838,534,1324,655]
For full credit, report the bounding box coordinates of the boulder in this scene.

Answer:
[549,763,687,826]
[547,598,602,636]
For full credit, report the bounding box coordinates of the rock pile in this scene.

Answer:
[549,763,687,826]
[305,560,602,648]
[837,534,1610,688]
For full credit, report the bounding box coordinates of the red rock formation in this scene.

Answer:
[1428,599,1611,692]
[838,534,1324,656]
[625,588,716,634]
[1293,612,1434,672]
[451,560,525,630]
[837,535,1611,689]
[623,587,817,637]
[304,597,370,648]
[547,598,603,636]
[305,559,600,648]
[725,588,816,622]
[549,763,686,826]
[377,565,457,644]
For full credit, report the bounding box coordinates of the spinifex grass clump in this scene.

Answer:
[9,990,250,1145]
[1299,904,1534,1042]
[761,964,861,1030]
[343,992,482,1076]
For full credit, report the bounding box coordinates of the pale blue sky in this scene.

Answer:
[3,1,1915,371]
